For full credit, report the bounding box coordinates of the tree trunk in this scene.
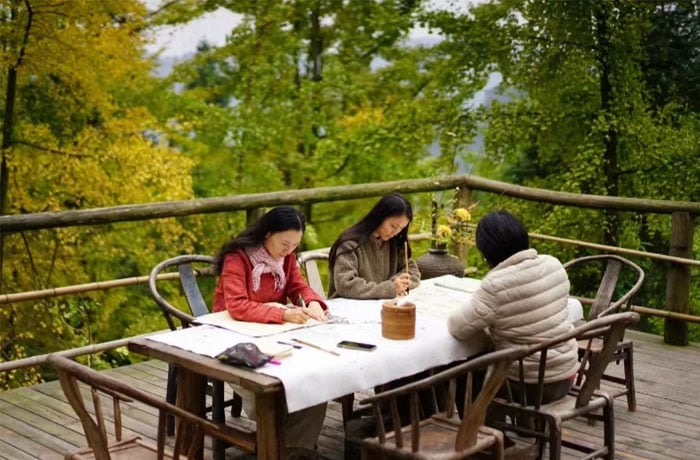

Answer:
[594,1,620,247]
[1,11,19,292]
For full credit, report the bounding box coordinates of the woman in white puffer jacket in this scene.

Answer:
[447,210,579,402]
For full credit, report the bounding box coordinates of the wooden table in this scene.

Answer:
[129,338,286,460]
[128,276,566,459]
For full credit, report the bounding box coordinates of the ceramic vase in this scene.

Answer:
[415,244,465,280]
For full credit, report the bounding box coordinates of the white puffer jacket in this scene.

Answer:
[447,248,578,383]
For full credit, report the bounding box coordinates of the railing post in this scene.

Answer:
[454,187,474,265]
[246,208,265,226]
[664,212,695,346]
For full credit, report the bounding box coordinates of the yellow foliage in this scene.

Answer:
[0,0,201,388]
[337,107,385,131]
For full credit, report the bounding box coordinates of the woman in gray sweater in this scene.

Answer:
[328,193,421,299]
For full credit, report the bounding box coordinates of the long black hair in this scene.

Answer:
[214,206,306,273]
[329,193,413,269]
[475,210,529,267]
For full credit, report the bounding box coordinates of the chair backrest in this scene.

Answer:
[506,311,640,410]
[49,354,253,460]
[564,255,645,319]
[359,345,528,453]
[297,251,329,299]
[148,255,216,330]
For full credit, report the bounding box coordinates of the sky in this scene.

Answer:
[144,7,242,58]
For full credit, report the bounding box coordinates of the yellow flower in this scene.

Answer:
[452,208,471,222]
[437,225,452,238]
[436,224,453,244]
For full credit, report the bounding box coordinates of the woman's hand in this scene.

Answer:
[393,273,411,296]
[264,301,288,309]
[306,301,329,322]
[282,308,310,324]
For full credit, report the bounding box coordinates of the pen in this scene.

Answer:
[292,338,340,356]
[277,340,302,349]
[268,359,282,365]
[299,295,307,309]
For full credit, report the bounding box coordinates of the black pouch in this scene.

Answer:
[217,343,272,369]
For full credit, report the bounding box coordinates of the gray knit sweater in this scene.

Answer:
[328,238,421,299]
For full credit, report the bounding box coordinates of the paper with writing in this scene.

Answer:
[193,310,324,337]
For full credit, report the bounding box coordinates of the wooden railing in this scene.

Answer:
[3,175,699,233]
[1,174,698,358]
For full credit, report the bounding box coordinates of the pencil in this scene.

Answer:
[277,340,302,349]
[292,338,340,356]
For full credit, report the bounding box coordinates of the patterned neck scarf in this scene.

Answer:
[245,244,285,292]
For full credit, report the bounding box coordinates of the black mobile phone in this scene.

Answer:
[337,340,377,351]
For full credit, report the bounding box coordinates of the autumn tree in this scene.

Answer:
[0,0,199,387]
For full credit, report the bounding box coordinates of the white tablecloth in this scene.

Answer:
[146,275,582,412]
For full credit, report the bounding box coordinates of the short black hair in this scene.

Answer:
[475,210,529,267]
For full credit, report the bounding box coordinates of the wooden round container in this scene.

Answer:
[381,301,416,340]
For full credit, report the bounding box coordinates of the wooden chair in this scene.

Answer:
[148,255,246,458]
[563,255,645,411]
[297,250,330,299]
[489,311,640,460]
[358,346,531,460]
[49,354,256,460]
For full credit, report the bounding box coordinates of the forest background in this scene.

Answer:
[0,0,698,389]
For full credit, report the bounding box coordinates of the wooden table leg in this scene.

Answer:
[255,390,286,460]
[211,379,226,460]
[176,367,207,460]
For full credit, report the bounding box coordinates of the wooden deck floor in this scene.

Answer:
[1,330,700,459]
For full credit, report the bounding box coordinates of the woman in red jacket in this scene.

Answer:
[213,206,328,323]
[212,206,328,458]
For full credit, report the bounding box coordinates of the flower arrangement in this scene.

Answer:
[431,199,478,251]
[415,196,479,278]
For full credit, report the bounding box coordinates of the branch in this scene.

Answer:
[523,32,592,53]
[16,0,35,68]
[616,166,657,176]
[21,232,43,291]
[146,0,182,19]
[331,154,351,176]
[15,140,93,159]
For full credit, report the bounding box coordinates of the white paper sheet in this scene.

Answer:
[145,325,292,358]
[405,275,584,323]
[193,310,325,337]
[431,274,482,293]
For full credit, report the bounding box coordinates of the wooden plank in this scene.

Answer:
[0,390,86,447]
[0,436,38,460]
[0,399,71,460]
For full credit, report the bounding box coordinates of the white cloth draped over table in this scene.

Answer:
[146,275,583,412]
